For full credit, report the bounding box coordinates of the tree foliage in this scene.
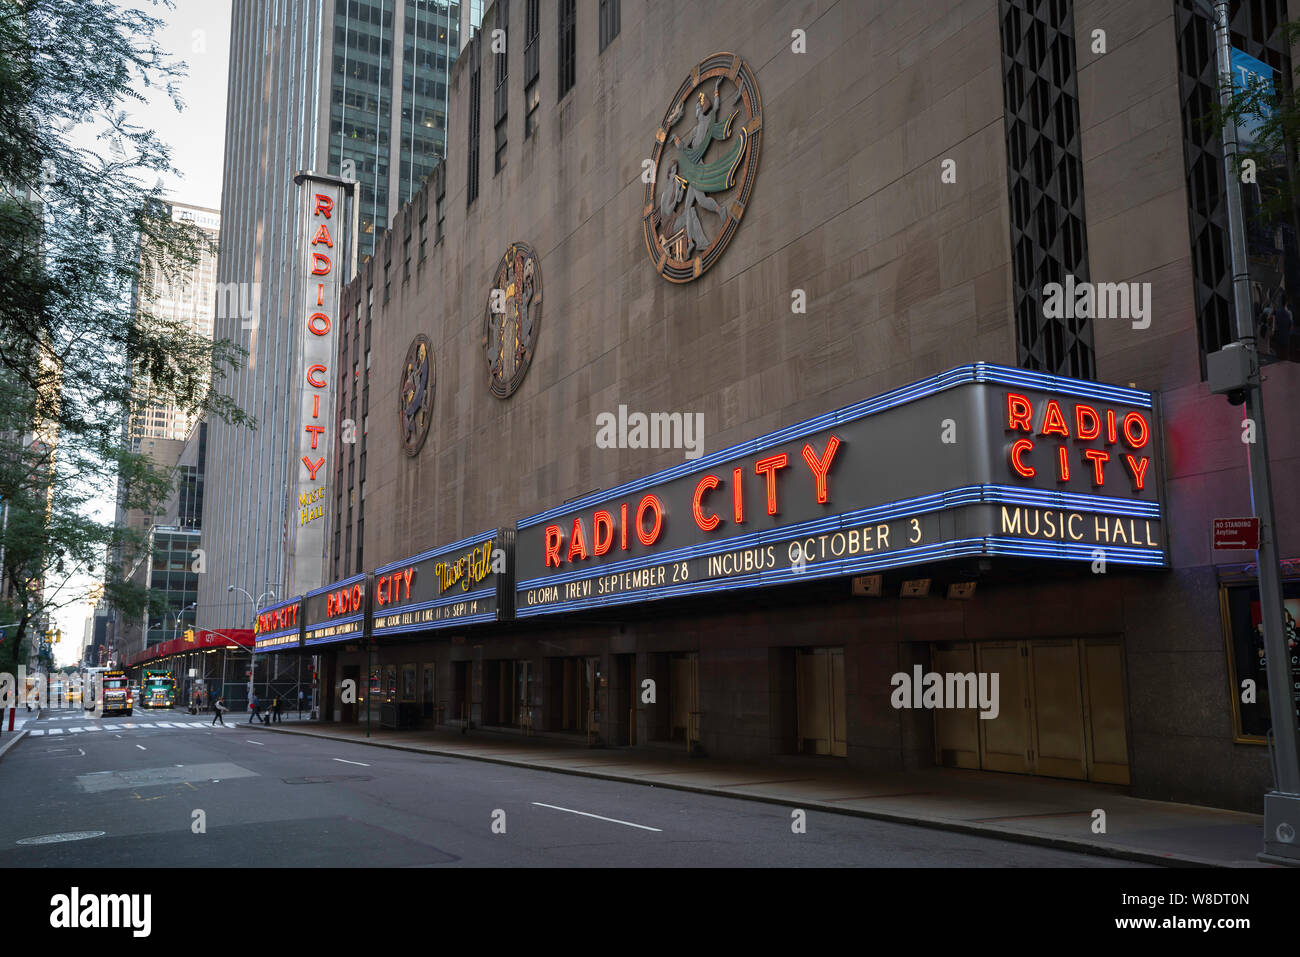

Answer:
[0,0,251,663]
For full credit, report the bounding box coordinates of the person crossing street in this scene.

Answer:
[211,697,227,726]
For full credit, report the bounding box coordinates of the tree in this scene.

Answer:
[0,0,252,662]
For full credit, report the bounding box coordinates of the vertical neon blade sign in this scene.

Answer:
[288,175,346,597]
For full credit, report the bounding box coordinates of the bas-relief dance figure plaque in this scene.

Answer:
[643,53,764,283]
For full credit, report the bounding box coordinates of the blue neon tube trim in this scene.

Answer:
[374,528,499,575]
[518,363,1155,527]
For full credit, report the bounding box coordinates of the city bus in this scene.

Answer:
[141,669,176,709]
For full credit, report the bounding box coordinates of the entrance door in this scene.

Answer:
[515,660,534,730]
[976,642,1032,774]
[795,647,846,756]
[422,665,434,720]
[669,653,698,744]
[932,643,980,769]
[614,654,633,745]
[341,665,360,724]
[1081,640,1130,784]
[451,661,470,727]
[938,639,1130,784]
[1028,641,1087,780]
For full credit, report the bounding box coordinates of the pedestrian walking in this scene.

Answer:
[272,696,282,723]
[248,692,260,724]
[211,697,227,726]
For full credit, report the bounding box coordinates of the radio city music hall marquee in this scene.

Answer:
[302,572,366,647]
[372,530,511,638]
[515,363,1166,616]
[253,597,301,652]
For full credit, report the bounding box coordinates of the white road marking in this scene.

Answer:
[530,802,663,832]
[28,730,44,736]
[48,729,63,736]
[332,758,370,767]
[122,723,136,729]
[77,748,84,757]
[153,722,174,728]
[135,745,146,751]
[15,831,105,845]
[245,740,264,746]
[68,727,85,734]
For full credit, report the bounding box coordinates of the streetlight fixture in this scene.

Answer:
[226,585,277,706]
[1193,0,1300,866]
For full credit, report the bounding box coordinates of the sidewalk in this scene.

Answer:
[0,706,43,761]
[252,718,1275,868]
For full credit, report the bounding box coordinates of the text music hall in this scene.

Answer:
[252,0,1300,813]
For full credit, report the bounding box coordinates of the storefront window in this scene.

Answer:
[1222,579,1300,741]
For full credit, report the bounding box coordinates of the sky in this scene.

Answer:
[50,0,231,665]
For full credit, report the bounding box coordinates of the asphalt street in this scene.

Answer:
[0,706,1150,867]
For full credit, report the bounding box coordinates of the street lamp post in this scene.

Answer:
[226,585,276,706]
[1196,0,1300,866]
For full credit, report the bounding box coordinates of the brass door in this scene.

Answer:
[1081,641,1131,784]
[670,655,692,741]
[796,647,846,756]
[976,642,1032,774]
[932,644,980,769]
[1027,641,1087,780]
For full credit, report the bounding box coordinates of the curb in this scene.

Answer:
[252,723,1246,868]
[0,729,28,762]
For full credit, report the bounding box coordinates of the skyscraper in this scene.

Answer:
[200,1,480,630]
[126,202,220,449]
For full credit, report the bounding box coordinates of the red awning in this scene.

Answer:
[125,629,254,667]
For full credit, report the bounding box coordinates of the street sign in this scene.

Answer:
[1213,517,1260,550]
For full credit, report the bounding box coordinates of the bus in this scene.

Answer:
[83,669,133,716]
[142,669,177,709]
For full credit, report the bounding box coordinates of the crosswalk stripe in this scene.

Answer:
[29,729,44,736]
[68,727,85,733]
[135,724,154,729]
[81,726,104,732]
[153,722,174,728]
[48,728,62,735]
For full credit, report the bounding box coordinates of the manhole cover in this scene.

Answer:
[16,831,106,845]
[282,775,373,784]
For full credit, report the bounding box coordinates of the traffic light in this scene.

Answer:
[183,628,195,643]
[54,629,61,644]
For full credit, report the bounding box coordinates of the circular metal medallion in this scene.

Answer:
[399,334,435,456]
[643,52,763,283]
[483,241,542,398]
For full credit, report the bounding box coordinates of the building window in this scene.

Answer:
[494,0,509,173]
[468,39,482,206]
[999,0,1094,379]
[525,81,540,138]
[599,0,619,52]
[558,0,576,100]
[524,0,540,82]
[436,163,446,241]
[1220,573,1300,742]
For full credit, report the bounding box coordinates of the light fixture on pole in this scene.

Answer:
[1194,0,1300,866]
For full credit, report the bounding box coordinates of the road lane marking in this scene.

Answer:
[135,745,146,750]
[332,758,370,767]
[48,729,62,735]
[77,748,84,757]
[530,802,663,832]
[28,730,44,736]
[16,831,105,845]
[245,740,264,746]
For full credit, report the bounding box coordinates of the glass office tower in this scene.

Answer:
[200,0,479,631]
